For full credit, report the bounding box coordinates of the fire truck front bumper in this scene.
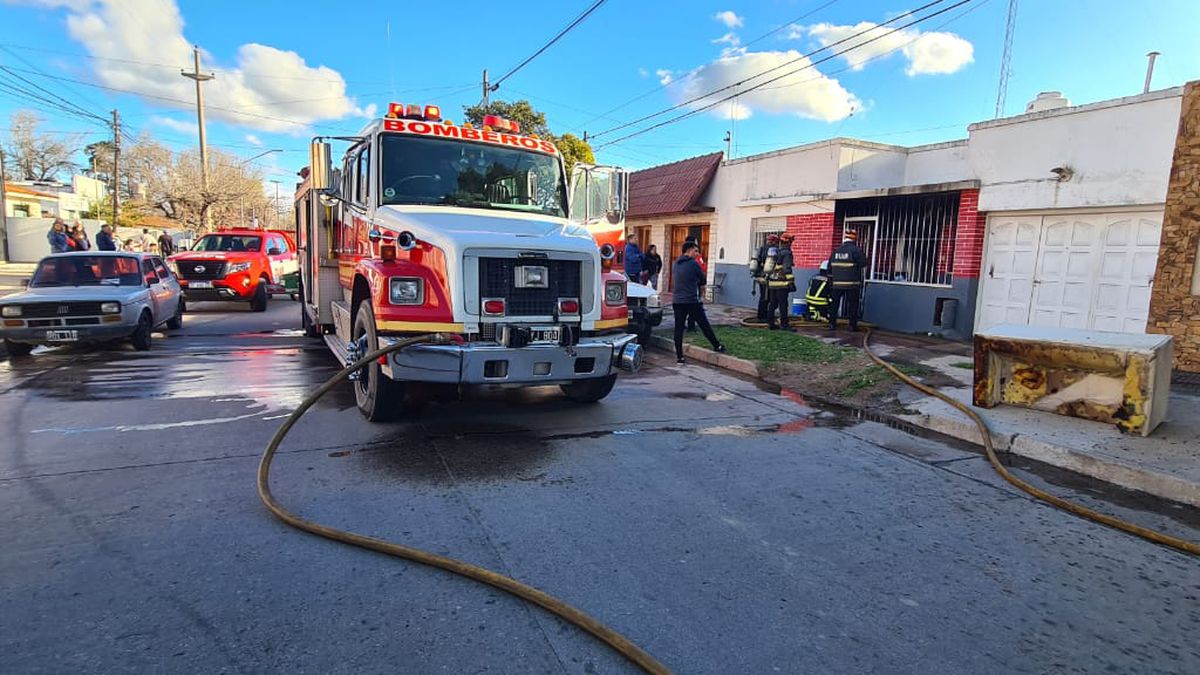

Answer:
[380,333,642,385]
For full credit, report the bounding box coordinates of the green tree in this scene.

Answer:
[553,132,595,176]
[462,99,596,174]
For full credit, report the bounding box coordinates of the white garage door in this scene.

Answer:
[976,211,1162,333]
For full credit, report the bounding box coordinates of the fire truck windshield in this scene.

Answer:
[379,134,566,218]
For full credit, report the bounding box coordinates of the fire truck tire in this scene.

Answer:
[352,301,407,421]
[250,278,269,312]
[559,373,617,403]
[4,339,33,357]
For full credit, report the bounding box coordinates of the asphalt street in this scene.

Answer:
[1,297,1198,674]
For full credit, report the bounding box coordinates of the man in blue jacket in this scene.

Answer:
[672,241,725,364]
[96,223,118,251]
[623,231,643,283]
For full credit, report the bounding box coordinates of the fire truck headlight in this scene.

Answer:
[389,278,424,305]
[605,280,626,306]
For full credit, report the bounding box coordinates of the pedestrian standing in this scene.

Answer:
[96,223,117,251]
[70,222,91,251]
[47,219,69,253]
[138,228,154,252]
[829,230,868,332]
[684,236,707,330]
[157,230,175,256]
[766,233,796,330]
[672,241,725,364]
[643,244,663,290]
[623,232,643,283]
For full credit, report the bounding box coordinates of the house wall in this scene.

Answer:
[969,89,1181,213]
[1148,82,1200,372]
[4,193,44,218]
[905,141,971,185]
[627,211,716,293]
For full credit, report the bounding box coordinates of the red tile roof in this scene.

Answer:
[627,152,722,218]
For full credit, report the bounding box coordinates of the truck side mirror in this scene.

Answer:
[268,247,282,256]
[309,141,333,193]
[607,170,628,221]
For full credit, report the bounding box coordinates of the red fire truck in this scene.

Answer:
[296,103,642,421]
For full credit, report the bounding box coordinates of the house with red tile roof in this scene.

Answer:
[625,152,722,294]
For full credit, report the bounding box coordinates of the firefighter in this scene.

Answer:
[829,230,868,331]
[805,260,833,323]
[749,233,779,322]
[766,233,796,330]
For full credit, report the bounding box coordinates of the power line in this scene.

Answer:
[576,0,847,132]
[595,0,977,149]
[489,0,608,92]
[592,0,955,140]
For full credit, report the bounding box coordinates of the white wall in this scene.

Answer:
[836,144,907,191]
[904,142,971,185]
[969,91,1181,212]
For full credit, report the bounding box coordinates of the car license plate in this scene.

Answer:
[45,330,78,342]
[529,326,560,344]
[189,280,213,289]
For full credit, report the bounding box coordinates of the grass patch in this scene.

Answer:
[840,364,929,397]
[684,326,856,365]
[950,361,974,370]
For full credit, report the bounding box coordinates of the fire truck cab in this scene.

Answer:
[296,103,641,421]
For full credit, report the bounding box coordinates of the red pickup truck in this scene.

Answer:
[167,229,298,312]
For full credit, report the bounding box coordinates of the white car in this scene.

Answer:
[0,252,184,356]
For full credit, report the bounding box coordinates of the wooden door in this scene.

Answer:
[668,224,710,290]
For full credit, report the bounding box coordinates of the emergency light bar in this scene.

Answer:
[481,114,520,134]
[386,102,443,122]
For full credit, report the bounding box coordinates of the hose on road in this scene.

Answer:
[257,333,670,674]
[862,328,1200,556]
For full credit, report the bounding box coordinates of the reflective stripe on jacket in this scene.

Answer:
[829,241,867,287]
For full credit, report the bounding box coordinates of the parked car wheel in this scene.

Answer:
[250,278,269,312]
[560,374,618,403]
[131,311,153,351]
[166,298,185,329]
[351,301,408,422]
[4,339,34,358]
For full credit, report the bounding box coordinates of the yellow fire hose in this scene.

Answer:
[862,328,1200,556]
[257,334,670,674]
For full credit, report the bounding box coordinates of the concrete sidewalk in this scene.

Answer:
[655,301,1200,508]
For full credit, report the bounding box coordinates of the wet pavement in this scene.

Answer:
[1,298,1199,674]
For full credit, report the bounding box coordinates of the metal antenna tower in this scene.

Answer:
[994,0,1019,118]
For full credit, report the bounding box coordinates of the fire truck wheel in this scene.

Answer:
[250,278,269,312]
[559,373,617,403]
[352,301,406,421]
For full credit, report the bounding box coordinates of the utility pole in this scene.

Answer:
[481,69,490,106]
[724,130,731,160]
[0,146,9,262]
[181,45,215,229]
[111,109,120,227]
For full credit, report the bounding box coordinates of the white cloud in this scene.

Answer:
[713,32,739,46]
[676,50,859,122]
[20,0,363,133]
[151,115,197,134]
[655,69,674,86]
[805,21,974,76]
[244,133,262,146]
[638,67,649,78]
[714,10,743,29]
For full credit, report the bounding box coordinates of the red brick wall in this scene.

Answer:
[786,212,837,268]
[951,189,984,279]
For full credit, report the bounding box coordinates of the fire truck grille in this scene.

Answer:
[18,302,105,318]
[177,261,227,280]
[479,258,581,317]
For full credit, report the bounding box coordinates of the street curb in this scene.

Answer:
[648,336,1200,508]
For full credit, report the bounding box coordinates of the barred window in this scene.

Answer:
[750,216,786,258]
[837,193,958,287]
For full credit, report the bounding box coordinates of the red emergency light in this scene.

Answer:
[386,102,443,121]
[481,115,520,134]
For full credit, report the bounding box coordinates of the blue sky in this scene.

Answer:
[2,0,1198,185]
